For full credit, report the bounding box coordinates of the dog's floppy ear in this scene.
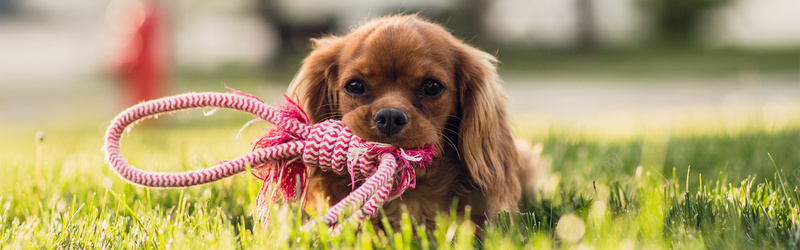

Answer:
[456,44,522,213]
[287,37,342,123]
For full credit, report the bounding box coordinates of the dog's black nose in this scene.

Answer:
[373,108,408,137]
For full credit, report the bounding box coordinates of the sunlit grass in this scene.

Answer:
[2,108,799,248]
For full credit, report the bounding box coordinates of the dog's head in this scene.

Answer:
[288,14,521,211]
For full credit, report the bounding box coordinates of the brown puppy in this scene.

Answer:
[287,14,532,228]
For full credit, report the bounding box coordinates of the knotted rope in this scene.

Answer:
[102,90,435,232]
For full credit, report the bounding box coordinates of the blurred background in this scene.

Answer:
[1,0,799,132]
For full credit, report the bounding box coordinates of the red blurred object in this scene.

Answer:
[114,0,168,106]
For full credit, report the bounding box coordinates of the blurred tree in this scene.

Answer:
[422,0,492,49]
[576,0,597,51]
[452,0,491,46]
[254,0,334,67]
[643,0,731,43]
[251,0,494,66]
[0,0,22,18]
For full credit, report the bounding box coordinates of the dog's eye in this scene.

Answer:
[421,80,444,97]
[344,80,367,96]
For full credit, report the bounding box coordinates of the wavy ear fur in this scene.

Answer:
[287,37,348,211]
[456,45,522,214]
[287,37,342,123]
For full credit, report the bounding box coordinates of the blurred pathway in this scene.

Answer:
[503,73,800,121]
[2,73,800,126]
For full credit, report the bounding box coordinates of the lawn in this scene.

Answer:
[1,106,799,249]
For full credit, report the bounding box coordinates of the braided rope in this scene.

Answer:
[102,91,435,231]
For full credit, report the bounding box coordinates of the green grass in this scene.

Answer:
[2,111,800,249]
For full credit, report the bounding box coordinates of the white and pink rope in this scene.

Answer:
[102,90,435,231]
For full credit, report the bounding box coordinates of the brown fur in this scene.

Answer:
[287,14,531,228]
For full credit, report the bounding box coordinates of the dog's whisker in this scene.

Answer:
[435,130,461,160]
[429,114,464,124]
[442,127,463,142]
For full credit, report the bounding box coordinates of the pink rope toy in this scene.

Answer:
[102,90,436,232]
